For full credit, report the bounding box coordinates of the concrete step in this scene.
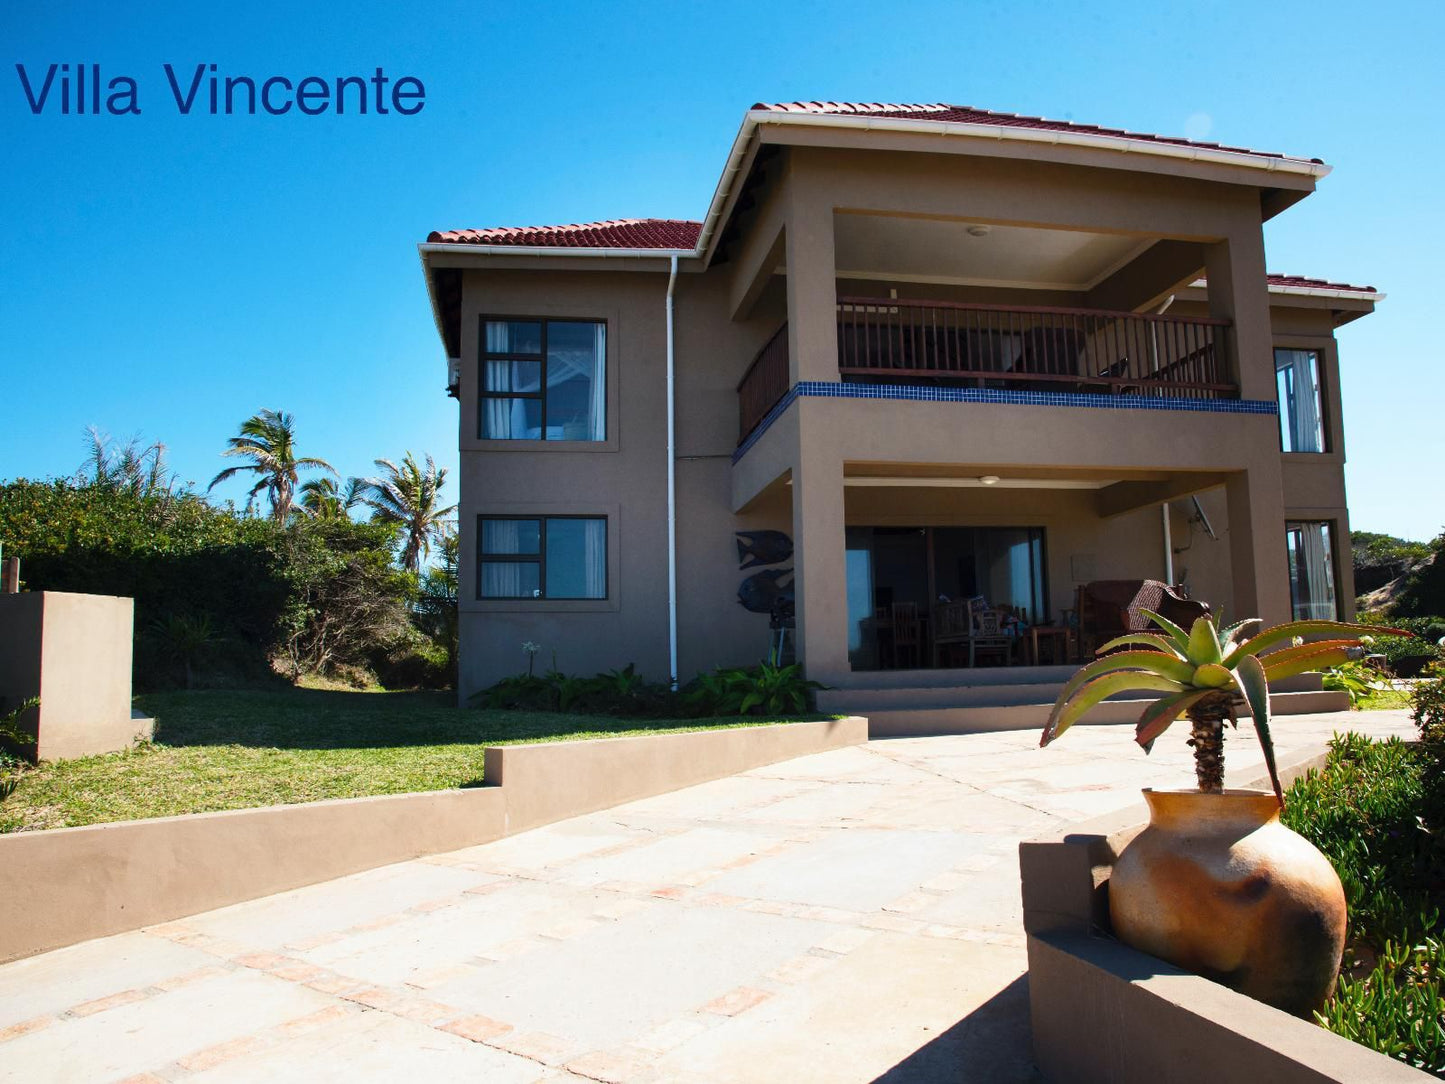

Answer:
[859,689,1351,738]
[817,669,1327,718]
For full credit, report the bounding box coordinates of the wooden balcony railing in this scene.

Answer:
[737,323,790,441]
[836,297,1234,400]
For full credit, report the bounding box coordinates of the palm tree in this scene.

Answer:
[297,477,357,520]
[355,452,456,571]
[78,427,176,498]
[208,410,336,524]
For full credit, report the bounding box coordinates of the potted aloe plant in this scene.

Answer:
[1040,610,1410,1017]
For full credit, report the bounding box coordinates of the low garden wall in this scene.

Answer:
[1019,752,1427,1083]
[1,716,867,962]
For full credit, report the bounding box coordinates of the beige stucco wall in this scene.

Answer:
[0,592,140,761]
[448,142,1364,697]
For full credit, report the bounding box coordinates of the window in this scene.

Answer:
[1275,348,1326,453]
[479,516,607,599]
[1285,521,1337,620]
[480,319,606,440]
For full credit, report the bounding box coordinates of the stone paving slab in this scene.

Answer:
[0,709,1414,1082]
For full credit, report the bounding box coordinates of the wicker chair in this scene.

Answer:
[1076,580,1210,658]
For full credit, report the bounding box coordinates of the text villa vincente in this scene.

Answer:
[15,64,426,115]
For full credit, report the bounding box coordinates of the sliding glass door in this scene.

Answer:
[845,525,1047,670]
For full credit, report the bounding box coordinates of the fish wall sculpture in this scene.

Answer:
[737,568,794,613]
[736,530,793,569]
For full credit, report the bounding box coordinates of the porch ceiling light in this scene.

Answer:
[967,224,992,237]
[979,475,1000,485]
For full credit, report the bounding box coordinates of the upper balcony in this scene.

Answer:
[737,298,1233,443]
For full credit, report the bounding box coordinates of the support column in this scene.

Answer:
[1204,231,1274,401]
[790,430,850,684]
[784,190,838,384]
[1224,468,1292,628]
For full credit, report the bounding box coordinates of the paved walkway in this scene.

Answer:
[0,710,1415,1083]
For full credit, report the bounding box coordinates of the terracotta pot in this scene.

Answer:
[1109,789,1346,1017]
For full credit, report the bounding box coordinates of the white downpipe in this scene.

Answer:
[665,255,680,690]
[1162,503,1175,585]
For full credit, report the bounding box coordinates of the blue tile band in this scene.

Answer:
[732,381,1277,463]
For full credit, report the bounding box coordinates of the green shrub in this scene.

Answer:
[1283,733,1445,1073]
[1322,660,1387,706]
[0,478,417,689]
[683,661,826,716]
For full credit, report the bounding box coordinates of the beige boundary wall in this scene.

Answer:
[1019,752,1427,1083]
[0,716,867,963]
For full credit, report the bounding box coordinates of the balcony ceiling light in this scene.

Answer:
[966,224,992,237]
[979,474,1000,485]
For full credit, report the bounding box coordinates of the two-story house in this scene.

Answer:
[420,101,1380,720]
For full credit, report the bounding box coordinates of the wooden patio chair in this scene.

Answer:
[1076,580,1211,658]
[965,598,1015,668]
[890,602,923,669]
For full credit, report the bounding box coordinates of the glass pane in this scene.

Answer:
[484,360,541,393]
[544,518,606,598]
[480,396,542,440]
[1285,521,1337,620]
[1275,349,1325,453]
[481,519,540,555]
[845,527,876,669]
[480,561,540,598]
[545,322,605,441]
[484,321,541,355]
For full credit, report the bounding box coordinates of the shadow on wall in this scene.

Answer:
[871,974,1038,1083]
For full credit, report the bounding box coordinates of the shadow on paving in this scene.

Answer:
[872,976,1040,1083]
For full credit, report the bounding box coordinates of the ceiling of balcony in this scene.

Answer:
[831,213,1153,291]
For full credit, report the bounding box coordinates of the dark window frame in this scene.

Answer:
[478,316,608,442]
[477,514,609,600]
[1273,346,1330,454]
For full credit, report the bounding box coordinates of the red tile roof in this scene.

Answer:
[427,218,702,249]
[1265,273,1377,294]
[752,101,1320,164]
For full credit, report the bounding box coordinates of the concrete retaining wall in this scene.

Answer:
[1019,751,1426,1082]
[0,716,866,963]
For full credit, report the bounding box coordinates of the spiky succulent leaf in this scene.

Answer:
[1222,621,1410,666]
[1045,652,1198,735]
[1041,672,1189,746]
[1231,654,1281,806]
[1135,689,1215,752]
[1261,644,1368,683]
[1185,617,1223,667]
[1139,608,1191,652]
[1093,633,1188,660]
[1192,662,1235,688]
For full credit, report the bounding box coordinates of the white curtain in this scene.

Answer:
[480,520,534,598]
[582,518,606,598]
[1289,522,1336,620]
[1276,350,1323,452]
[590,323,606,441]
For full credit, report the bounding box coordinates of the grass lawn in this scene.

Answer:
[0,687,819,834]
[1356,686,1416,711]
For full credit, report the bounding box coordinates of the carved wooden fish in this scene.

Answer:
[736,530,793,569]
[737,568,794,613]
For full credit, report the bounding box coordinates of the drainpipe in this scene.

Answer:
[1162,502,1175,586]
[665,255,680,690]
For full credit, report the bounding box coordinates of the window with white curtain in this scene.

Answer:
[478,516,607,599]
[1285,521,1337,620]
[480,319,606,441]
[1275,348,1326,453]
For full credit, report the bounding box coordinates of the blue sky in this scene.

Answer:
[3,1,1441,540]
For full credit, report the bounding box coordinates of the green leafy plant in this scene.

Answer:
[685,662,825,716]
[1041,612,1407,803]
[1322,659,1388,707]
[0,697,38,799]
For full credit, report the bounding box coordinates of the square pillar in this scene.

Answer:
[1204,232,1275,401]
[1224,469,1292,628]
[784,193,838,385]
[790,434,850,684]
